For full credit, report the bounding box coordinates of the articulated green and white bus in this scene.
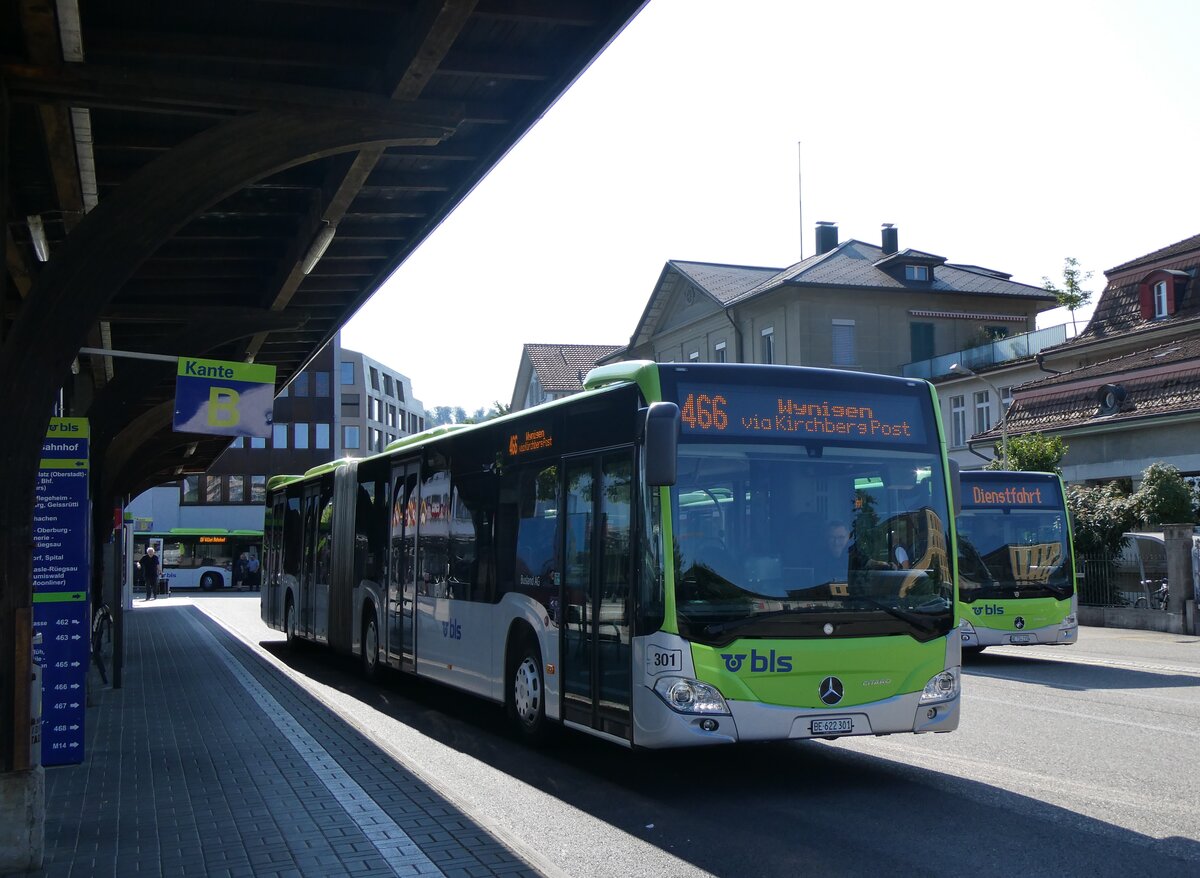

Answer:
[135,528,263,591]
[262,361,961,747]
[956,470,1077,651]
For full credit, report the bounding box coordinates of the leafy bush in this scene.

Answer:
[1067,482,1135,556]
[984,432,1067,474]
[1132,462,1196,526]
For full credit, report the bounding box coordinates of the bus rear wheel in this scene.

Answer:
[200,572,220,591]
[508,634,549,744]
[284,596,297,647]
[361,610,381,680]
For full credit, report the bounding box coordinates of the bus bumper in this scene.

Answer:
[632,683,959,748]
[961,616,1077,648]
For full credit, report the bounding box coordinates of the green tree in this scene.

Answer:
[1042,257,1094,335]
[984,432,1067,474]
[1132,462,1196,526]
[1066,482,1135,556]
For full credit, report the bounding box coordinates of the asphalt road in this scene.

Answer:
[191,594,1200,877]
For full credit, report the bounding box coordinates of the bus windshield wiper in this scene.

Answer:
[846,596,943,632]
[704,609,813,637]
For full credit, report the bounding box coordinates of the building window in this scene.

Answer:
[369,366,380,390]
[228,476,244,503]
[410,413,419,433]
[395,380,405,402]
[341,393,360,418]
[760,326,774,365]
[182,476,199,504]
[293,372,309,397]
[689,350,700,362]
[368,427,379,451]
[832,319,855,365]
[315,423,330,449]
[250,436,266,449]
[273,423,288,449]
[950,395,966,448]
[418,416,425,432]
[1154,280,1169,318]
[315,371,330,397]
[229,436,244,449]
[714,341,727,363]
[974,390,992,434]
[1000,385,1013,409]
[383,374,393,396]
[340,361,355,385]
[277,385,288,399]
[343,425,360,449]
[905,265,929,281]
[250,476,266,504]
[205,476,222,504]
[294,423,309,450]
[910,322,934,362]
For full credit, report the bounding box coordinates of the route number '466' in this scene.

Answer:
[680,393,729,430]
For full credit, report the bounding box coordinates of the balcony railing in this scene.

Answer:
[902,324,1068,380]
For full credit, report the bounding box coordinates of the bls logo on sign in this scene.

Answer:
[720,649,793,673]
[972,605,1005,616]
[441,619,461,639]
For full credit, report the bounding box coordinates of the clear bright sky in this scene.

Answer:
[341,0,1200,415]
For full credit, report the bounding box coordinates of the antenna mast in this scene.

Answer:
[797,141,804,260]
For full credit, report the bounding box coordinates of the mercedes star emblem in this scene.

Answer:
[819,676,844,706]
[1014,616,1026,629]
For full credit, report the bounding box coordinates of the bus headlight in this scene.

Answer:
[919,668,959,704]
[653,676,730,715]
[1061,614,1077,628]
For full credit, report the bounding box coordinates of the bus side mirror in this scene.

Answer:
[949,459,962,517]
[643,402,679,487]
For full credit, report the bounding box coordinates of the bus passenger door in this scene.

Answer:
[561,450,634,741]
[265,493,286,624]
[388,460,420,672]
[299,485,320,638]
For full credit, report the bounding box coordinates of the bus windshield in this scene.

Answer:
[956,495,1073,602]
[670,442,954,645]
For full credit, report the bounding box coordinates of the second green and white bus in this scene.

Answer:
[262,361,961,747]
[956,470,1078,651]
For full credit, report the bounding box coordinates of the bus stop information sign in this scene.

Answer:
[173,357,276,438]
[32,417,90,765]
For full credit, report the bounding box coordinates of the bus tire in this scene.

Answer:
[508,631,549,744]
[361,608,382,681]
[200,572,220,591]
[284,594,297,647]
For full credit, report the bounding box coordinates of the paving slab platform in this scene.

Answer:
[10,600,538,878]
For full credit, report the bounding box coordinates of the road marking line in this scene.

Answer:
[184,612,444,878]
[983,646,1200,678]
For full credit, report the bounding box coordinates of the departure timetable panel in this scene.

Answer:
[674,382,928,445]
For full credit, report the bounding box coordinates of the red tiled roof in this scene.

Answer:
[524,343,623,393]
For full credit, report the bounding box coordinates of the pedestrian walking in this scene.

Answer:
[139,546,160,601]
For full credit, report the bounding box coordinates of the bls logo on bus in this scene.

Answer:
[441,619,461,639]
[721,649,792,673]
[972,605,1004,616]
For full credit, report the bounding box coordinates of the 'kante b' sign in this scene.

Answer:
[173,357,277,438]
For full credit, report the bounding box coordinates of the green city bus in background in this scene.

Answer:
[261,361,961,748]
[135,528,263,592]
[956,470,1078,651]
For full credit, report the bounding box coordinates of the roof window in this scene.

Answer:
[905,265,929,281]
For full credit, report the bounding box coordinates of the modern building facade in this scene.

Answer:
[337,345,426,456]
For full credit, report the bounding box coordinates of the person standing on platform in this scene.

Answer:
[246,552,260,590]
[139,546,160,601]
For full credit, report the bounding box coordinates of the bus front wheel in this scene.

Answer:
[200,572,220,591]
[361,610,381,681]
[508,633,549,744]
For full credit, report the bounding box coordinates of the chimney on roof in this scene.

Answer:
[815,221,838,255]
[881,223,898,255]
